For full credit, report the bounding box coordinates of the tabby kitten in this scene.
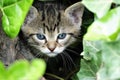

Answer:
[21,2,84,57]
[18,1,84,79]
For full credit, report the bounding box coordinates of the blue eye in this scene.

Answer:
[36,34,45,40]
[58,33,66,39]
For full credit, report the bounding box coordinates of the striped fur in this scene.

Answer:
[21,2,84,57]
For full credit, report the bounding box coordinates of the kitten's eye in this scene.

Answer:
[58,33,66,39]
[36,34,46,40]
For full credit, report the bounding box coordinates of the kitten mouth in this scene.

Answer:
[46,52,58,57]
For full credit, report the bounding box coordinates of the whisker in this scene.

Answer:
[59,53,67,72]
[61,53,72,72]
[65,48,80,56]
[63,51,76,69]
[35,53,49,61]
[64,57,73,71]
[34,53,40,57]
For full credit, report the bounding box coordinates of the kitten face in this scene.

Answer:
[31,29,75,57]
[22,2,84,57]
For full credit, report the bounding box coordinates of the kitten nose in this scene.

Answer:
[48,47,55,52]
[47,42,56,52]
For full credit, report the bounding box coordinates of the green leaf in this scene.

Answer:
[82,0,112,18]
[0,0,3,8]
[113,0,120,4]
[77,40,120,80]
[38,0,55,1]
[97,41,120,80]
[7,59,46,80]
[25,59,46,80]
[7,60,29,80]
[82,41,101,60]
[77,41,102,80]
[84,7,120,41]
[0,0,33,38]
[77,59,96,80]
[0,62,6,80]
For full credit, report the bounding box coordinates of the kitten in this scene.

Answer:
[18,1,84,79]
[21,2,84,57]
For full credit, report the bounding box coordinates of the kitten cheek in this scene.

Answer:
[40,47,51,54]
[54,47,65,53]
[58,36,72,47]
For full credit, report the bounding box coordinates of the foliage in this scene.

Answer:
[1,0,120,80]
[0,0,33,38]
[0,59,46,80]
[83,0,120,41]
[76,0,120,80]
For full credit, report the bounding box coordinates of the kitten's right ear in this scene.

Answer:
[23,6,38,26]
[65,2,84,29]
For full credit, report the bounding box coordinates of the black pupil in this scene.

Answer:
[36,34,45,40]
[58,33,66,39]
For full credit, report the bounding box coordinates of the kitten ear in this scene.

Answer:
[23,6,39,26]
[65,2,84,28]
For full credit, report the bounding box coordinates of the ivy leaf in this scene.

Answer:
[82,41,101,60]
[113,0,120,4]
[7,59,46,80]
[0,0,3,8]
[0,62,6,80]
[26,59,46,80]
[77,41,102,80]
[82,0,112,18]
[97,41,120,80]
[38,0,55,1]
[77,40,120,80]
[84,7,120,41]
[7,60,29,80]
[0,0,33,38]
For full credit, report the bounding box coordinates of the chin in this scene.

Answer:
[45,50,63,57]
[47,53,58,57]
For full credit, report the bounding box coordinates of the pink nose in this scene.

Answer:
[48,47,55,52]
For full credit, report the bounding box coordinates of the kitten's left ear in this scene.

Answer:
[65,2,84,28]
[23,6,39,26]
